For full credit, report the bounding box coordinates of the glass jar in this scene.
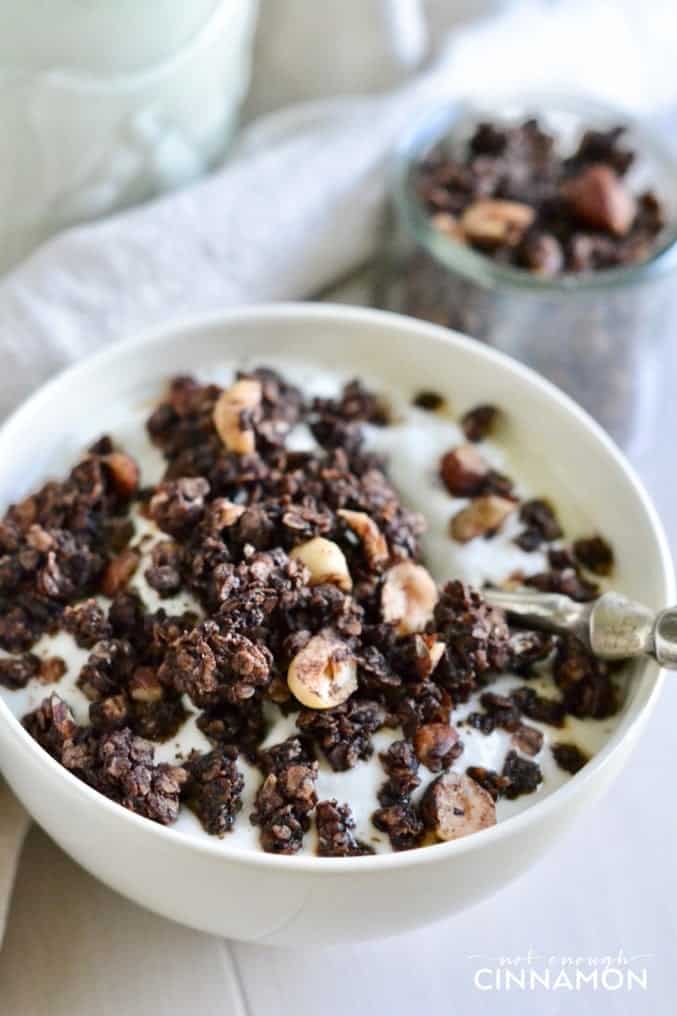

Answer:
[375,97,677,452]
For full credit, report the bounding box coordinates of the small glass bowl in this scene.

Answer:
[375,96,677,452]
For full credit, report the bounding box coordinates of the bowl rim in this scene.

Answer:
[0,302,673,873]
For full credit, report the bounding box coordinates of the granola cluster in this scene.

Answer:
[0,445,138,653]
[316,799,374,857]
[251,736,318,854]
[1,367,620,855]
[417,119,664,276]
[25,693,186,825]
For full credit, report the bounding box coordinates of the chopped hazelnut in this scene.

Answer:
[101,452,140,498]
[26,525,54,552]
[461,199,535,248]
[562,164,636,236]
[129,667,164,704]
[287,631,357,710]
[431,212,465,241]
[450,495,515,543]
[212,378,262,455]
[290,537,352,592]
[207,498,246,530]
[428,640,446,674]
[381,562,438,636]
[405,634,447,681]
[421,772,496,841]
[337,509,389,568]
[413,723,461,772]
[100,548,140,597]
[439,444,489,497]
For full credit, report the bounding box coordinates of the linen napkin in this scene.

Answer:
[1,0,673,944]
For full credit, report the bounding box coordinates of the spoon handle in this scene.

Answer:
[652,607,677,668]
[484,588,677,668]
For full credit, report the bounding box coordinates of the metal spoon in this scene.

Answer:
[483,588,677,669]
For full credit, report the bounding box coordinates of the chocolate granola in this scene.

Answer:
[0,366,623,856]
[316,799,374,857]
[251,735,318,854]
[417,120,664,276]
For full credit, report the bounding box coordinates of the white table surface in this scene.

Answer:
[2,279,676,1015]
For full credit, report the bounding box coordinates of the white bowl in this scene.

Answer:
[0,304,672,945]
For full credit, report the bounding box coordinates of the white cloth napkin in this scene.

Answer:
[1,0,674,942]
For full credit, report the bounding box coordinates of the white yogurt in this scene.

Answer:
[0,363,624,853]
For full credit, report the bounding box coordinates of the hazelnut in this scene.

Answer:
[101,452,140,498]
[450,495,515,543]
[337,509,389,568]
[206,498,246,530]
[90,693,130,730]
[413,723,461,772]
[511,723,544,758]
[439,444,488,497]
[290,537,352,592]
[431,212,465,242]
[39,657,66,684]
[421,772,496,841]
[429,640,446,673]
[461,199,535,248]
[381,561,438,636]
[410,634,446,679]
[129,667,164,704]
[562,164,636,236]
[26,525,55,552]
[212,378,262,455]
[287,631,357,709]
[500,570,526,591]
[100,547,140,598]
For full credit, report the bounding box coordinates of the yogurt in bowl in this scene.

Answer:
[0,305,671,943]
[0,359,626,857]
